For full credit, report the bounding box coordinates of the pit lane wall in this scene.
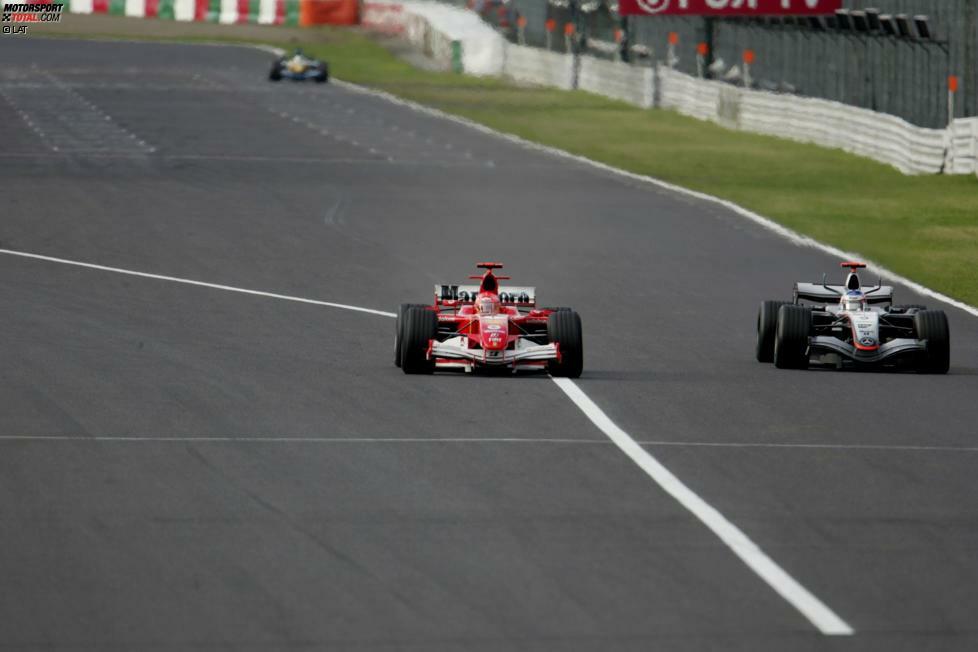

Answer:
[65,0,356,26]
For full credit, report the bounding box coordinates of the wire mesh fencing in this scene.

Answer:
[484,0,976,128]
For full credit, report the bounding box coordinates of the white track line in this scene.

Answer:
[0,249,395,318]
[0,435,605,443]
[638,441,978,453]
[551,377,854,635]
[4,434,970,453]
[1,247,853,635]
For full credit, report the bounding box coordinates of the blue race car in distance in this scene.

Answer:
[269,49,329,83]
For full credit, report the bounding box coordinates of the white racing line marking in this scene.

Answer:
[551,378,854,636]
[0,249,395,319]
[2,247,853,635]
[638,441,978,453]
[0,435,607,443]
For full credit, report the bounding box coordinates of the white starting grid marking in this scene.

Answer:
[0,247,853,636]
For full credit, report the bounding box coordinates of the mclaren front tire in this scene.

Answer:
[756,300,791,363]
[914,309,950,374]
[773,304,811,370]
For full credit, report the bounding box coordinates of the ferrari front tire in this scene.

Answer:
[400,307,437,374]
[773,304,811,369]
[394,303,427,367]
[756,300,790,363]
[914,309,950,374]
[547,310,583,378]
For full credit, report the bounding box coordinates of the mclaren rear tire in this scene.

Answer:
[756,300,791,363]
[394,303,427,367]
[914,309,950,374]
[773,304,811,370]
[547,310,583,378]
[400,306,437,374]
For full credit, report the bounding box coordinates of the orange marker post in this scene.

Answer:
[948,75,960,126]
[742,49,755,87]
[564,22,575,54]
[696,41,708,77]
[517,15,527,45]
[667,31,679,69]
[545,17,556,51]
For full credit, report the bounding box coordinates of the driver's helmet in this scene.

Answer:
[841,290,867,312]
[476,295,500,316]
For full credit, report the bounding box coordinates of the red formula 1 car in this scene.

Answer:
[394,262,583,376]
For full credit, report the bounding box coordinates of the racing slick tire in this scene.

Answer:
[394,303,427,367]
[315,64,330,83]
[547,310,583,378]
[400,307,437,374]
[914,309,950,374]
[269,65,283,81]
[756,300,791,363]
[773,305,811,370]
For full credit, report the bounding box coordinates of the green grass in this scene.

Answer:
[48,25,978,306]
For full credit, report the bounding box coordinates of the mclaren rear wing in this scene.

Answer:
[794,282,894,305]
[435,284,536,307]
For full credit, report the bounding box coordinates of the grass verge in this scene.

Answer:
[38,17,978,306]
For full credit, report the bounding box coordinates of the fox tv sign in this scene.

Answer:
[619,0,842,16]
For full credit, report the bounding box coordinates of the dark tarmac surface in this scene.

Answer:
[2,37,978,651]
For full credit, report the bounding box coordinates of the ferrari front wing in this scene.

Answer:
[430,336,558,370]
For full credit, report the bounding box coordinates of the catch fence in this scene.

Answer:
[487,0,977,129]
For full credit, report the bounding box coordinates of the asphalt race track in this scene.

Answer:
[2,38,978,651]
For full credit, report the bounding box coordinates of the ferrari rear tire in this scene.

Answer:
[394,303,427,367]
[400,307,437,374]
[269,65,282,81]
[914,309,950,374]
[547,310,583,378]
[756,300,791,363]
[773,305,811,370]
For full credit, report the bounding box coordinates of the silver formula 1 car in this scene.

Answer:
[756,262,950,373]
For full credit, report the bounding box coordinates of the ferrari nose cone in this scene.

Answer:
[480,318,508,351]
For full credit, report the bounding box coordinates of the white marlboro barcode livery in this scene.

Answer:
[394,263,583,376]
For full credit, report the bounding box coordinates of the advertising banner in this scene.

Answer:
[618,0,842,17]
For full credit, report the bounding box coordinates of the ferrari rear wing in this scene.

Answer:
[435,284,536,307]
[794,282,894,305]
